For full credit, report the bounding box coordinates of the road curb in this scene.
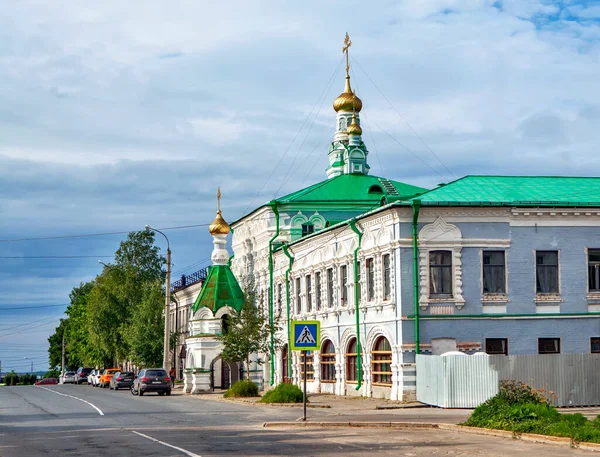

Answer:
[262,421,600,452]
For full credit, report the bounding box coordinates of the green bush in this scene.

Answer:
[5,372,19,386]
[260,382,304,403]
[463,380,600,445]
[224,380,259,398]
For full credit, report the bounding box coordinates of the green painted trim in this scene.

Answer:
[268,201,280,386]
[282,245,294,380]
[411,200,421,354]
[348,219,363,391]
[188,333,218,338]
[406,312,600,319]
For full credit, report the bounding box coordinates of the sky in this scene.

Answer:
[2,0,600,373]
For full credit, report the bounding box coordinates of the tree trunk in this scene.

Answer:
[246,358,251,381]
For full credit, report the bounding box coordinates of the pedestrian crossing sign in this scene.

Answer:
[291,320,320,351]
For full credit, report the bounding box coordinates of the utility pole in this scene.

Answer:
[61,336,65,384]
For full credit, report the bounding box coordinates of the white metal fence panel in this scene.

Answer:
[416,353,600,408]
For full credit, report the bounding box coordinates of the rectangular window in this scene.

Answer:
[340,265,348,306]
[327,268,334,308]
[485,338,508,355]
[299,351,314,381]
[483,251,506,294]
[356,261,361,304]
[315,272,322,311]
[295,277,301,314]
[306,275,312,312]
[277,283,282,315]
[592,338,600,353]
[589,250,600,292]
[301,223,314,237]
[538,338,560,354]
[383,254,391,300]
[429,251,453,296]
[536,251,559,294]
[366,258,375,301]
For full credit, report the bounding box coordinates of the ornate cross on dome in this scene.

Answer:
[217,187,221,212]
[342,32,352,77]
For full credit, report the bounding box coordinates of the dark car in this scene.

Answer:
[35,378,58,385]
[131,368,171,396]
[75,367,92,384]
[109,371,134,390]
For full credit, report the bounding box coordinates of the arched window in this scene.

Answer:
[371,336,392,385]
[320,340,336,382]
[299,351,314,381]
[345,337,361,382]
[221,314,230,334]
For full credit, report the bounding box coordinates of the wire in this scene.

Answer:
[0,255,114,259]
[0,223,211,244]
[351,56,456,181]
[0,319,63,339]
[0,304,67,311]
[0,315,65,334]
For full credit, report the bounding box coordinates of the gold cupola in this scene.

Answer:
[208,188,231,235]
[347,112,362,136]
[333,76,363,113]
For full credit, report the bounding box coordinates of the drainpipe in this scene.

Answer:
[268,201,280,385]
[348,219,363,390]
[282,245,294,380]
[411,200,421,354]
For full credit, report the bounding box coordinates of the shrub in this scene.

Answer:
[5,372,19,386]
[496,380,546,405]
[260,382,304,403]
[224,380,259,398]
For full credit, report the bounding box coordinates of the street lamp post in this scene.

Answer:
[23,357,33,374]
[145,225,172,372]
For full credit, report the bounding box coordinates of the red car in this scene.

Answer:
[35,378,58,385]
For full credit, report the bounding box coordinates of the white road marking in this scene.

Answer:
[36,386,104,416]
[132,431,202,457]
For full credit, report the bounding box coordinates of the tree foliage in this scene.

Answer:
[216,293,280,380]
[47,230,166,370]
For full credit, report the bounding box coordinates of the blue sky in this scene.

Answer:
[1,0,600,373]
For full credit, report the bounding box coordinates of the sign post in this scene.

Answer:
[291,320,320,422]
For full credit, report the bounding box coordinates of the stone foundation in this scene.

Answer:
[184,371,211,394]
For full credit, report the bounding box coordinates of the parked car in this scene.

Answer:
[99,368,120,388]
[109,371,134,390]
[87,369,97,385]
[75,367,92,384]
[62,372,77,384]
[92,369,104,386]
[131,368,171,396]
[35,378,58,385]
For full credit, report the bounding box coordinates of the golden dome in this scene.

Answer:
[209,210,230,235]
[347,113,362,136]
[333,76,363,113]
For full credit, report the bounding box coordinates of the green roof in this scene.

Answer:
[413,175,600,207]
[192,265,245,314]
[277,174,426,205]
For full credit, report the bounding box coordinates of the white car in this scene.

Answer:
[92,369,104,386]
[87,369,96,385]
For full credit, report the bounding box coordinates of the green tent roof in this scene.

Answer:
[192,265,245,314]
[413,175,600,207]
[277,174,426,205]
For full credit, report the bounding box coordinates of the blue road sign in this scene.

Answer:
[291,320,320,351]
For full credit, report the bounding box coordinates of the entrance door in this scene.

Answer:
[221,361,230,389]
[282,344,290,384]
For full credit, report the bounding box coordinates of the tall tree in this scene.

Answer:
[216,293,280,380]
[127,281,165,367]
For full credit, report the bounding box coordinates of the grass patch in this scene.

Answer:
[223,380,259,398]
[260,382,304,403]
[463,380,600,444]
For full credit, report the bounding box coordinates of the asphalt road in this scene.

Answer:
[0,384,594,456]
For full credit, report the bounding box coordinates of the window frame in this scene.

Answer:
[429,250,453,297]
[485,338,508,355]
[588,249,600,293]
[295,277,301,314]
[299,351,314,381]
[345,338,359,383]
[326,268,334,308]
[306,275,312,312]
[340,265,348,306]
[482,250,507,295]
[535,250,560,295]
[366,258,375,301]
[592,337,600,354]
[538,337,561,354]
[382,254,391,300]
[320,340,336,383]
[315,271,322,311]
[371,336,392,386]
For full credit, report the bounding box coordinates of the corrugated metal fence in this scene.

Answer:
[416,353,600,408]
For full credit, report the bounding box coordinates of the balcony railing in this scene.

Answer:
[171,267,208,292]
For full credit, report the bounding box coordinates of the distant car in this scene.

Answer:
[131,368,171,396]
[92,369,104,387]
[99,368,120,388]
[109,371,134,390]
[35,378,58,386]
[75,367,92,384]
[87,369,97,385]
[62,372,77,384]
